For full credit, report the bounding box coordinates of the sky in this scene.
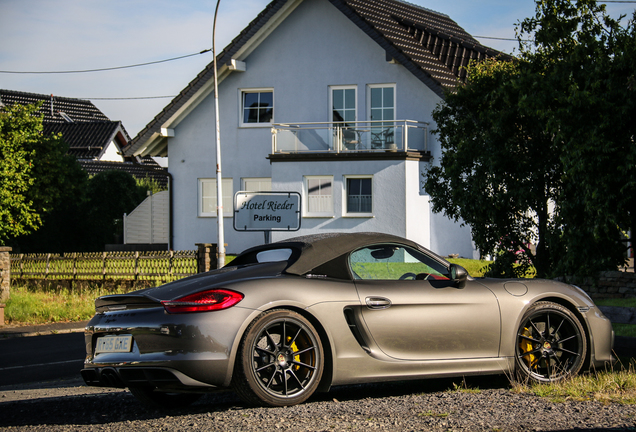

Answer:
[1,0,634,138]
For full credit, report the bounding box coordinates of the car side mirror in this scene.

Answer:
[449,264,468,288]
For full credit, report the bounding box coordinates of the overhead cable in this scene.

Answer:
[0,49,211,74]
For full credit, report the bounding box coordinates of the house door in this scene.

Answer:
[330,86,357,150]
[368,85,395,149]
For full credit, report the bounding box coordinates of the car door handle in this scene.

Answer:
[365,297,392,309]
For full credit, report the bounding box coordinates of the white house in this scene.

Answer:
[124,0,507,256]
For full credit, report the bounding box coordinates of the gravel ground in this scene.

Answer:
[1,375,635,431]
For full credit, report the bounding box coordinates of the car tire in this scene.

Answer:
[515,301,587,383]
[233,309,324,407]
[128,386,202,409]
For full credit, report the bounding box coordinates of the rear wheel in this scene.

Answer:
[515,301,587,383]
[233,309,324,407]
[128,387,202,409]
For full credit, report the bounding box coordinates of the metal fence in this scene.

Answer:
[10,250,199,284]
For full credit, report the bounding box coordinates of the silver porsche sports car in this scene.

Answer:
[81,233,614,408]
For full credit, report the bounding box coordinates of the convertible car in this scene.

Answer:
[81,232,614,408]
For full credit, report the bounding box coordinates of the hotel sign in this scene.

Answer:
[234,191,301,231]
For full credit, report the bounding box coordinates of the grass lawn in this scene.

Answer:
[4,285,130,325]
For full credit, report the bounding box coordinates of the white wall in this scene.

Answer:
[270,159,407,243]
[165,0,471,255]
[100,140,124,162]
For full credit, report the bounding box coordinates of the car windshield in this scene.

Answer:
[349,244,449,280]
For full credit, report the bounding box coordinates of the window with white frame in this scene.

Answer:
[242,177,272,192]
[330,86,357,124]
[240,89,273,126]
[330,86,359,150]
[199,178,233,217]
[304,176,334,216]
[345,176,372,215]
[368,84,395,149]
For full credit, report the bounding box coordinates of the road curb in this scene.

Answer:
[0,321,89,339]
[0,327,86,339]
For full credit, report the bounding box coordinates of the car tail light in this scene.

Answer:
[161,289,243,313]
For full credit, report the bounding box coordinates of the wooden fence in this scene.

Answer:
[10,250,199,284]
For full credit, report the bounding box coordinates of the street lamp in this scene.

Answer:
[213,0,225,268]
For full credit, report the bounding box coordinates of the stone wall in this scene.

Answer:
[573,271,636,299]
[0,246,11,302]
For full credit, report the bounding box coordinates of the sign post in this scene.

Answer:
[234,192,301,243]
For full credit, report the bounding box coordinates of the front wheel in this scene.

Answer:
[233,309,324,407]
[515,301,587,383]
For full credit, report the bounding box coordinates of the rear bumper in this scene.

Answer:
[81,366,217,390]
[83,305,257,388]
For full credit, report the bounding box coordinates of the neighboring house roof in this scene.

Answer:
[45,121,129,160]
[0,89,162,182]
[0,89,110,123]
[1,88,134,162]
[79,160,169,188]
[125,0,510,158]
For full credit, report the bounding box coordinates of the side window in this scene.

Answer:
[349,244,449,280]
[304,176,333,216]
[345,176,372,215]
[242,177,272,192]
[198,178,233,217]
[240,89,273,126]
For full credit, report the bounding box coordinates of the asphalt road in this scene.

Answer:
[0,331,633,389]
[0,332,85,386]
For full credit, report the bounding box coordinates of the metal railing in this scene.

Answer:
[271,120,429,154]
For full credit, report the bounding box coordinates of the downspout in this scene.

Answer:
[167,171,174,250]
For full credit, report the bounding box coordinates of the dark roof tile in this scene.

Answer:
[78,160,169,188]
[0,89,110,123]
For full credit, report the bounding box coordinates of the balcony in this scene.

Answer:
[271,120,429,154]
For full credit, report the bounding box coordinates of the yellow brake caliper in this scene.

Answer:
[520,327,536,366]
[288,337,300,370]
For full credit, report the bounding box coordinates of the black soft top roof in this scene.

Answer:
[230,232,445,280]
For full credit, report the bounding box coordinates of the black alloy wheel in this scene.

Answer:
[233,309,324,407]
[515,301,587,383]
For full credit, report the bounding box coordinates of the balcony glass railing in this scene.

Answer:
[271,120,428,154]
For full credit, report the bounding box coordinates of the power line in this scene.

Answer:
[474,35,531,42]
[0,49,211,74]
[85,95,176,100]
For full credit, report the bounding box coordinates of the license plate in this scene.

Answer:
[95,335,133,353]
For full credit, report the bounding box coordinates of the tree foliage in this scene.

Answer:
[0,103,39,243]
[1,102,85,245]
[425,0,636,278]
[83,170,148,251]
[2,103,151,252]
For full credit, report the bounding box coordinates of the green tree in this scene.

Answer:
[0,103,39,243]
[426,0,636,277]
[425,59,561,278]
[136,175,167,195]
[1,102,86,246]
[518,0,636,276]
[83,170,147,250]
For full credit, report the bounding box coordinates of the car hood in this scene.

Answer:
[474,277,594,305]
